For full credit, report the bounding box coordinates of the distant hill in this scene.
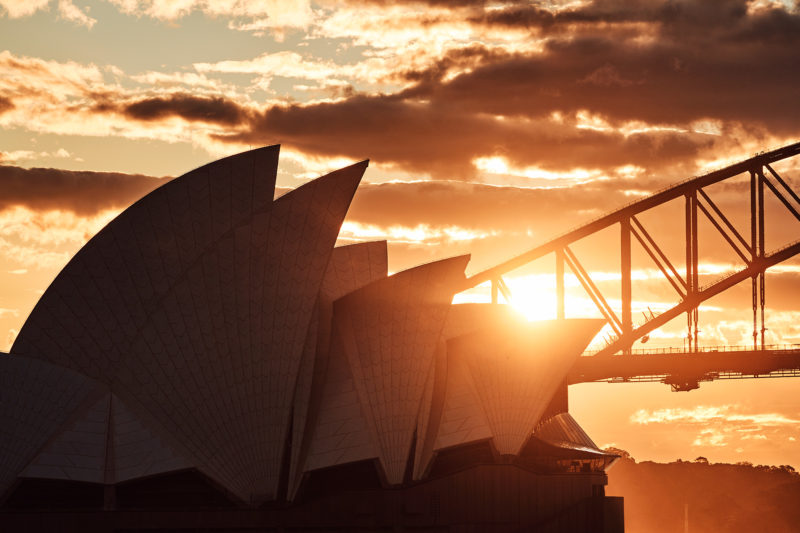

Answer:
[606,451,800,533]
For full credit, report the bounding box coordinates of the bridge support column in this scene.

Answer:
[685,193,699,352]
[751,168,767,349]
[758,167,766,350]
[621,218,632,354]
[751,170,758,349]
[556,249,565,320]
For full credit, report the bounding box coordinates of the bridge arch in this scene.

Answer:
[458,142,800,362]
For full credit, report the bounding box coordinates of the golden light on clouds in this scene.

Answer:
[473,155,605,185]
[630,405,800,450]
[630,405,800,426]
[0,206,118,269]
[339,221,494,246]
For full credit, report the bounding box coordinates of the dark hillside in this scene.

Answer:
[606,452,800,533]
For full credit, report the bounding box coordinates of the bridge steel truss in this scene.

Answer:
[459,142,800,384]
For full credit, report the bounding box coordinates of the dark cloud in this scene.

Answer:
[0,96,13,115]
[347,180,626,230]
[396,43,515,84]
[66,0,797,185]
[349,0,488,6]
[0,165,166,216]
[204,0,798,179]
[79,86,714,180]
[122,94,248,126]
[402,36,800,133]
[452,0,800,128]
[472,0,768,37]
[219,93,715,178]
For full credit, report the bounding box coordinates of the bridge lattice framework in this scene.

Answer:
[459,142,800,388]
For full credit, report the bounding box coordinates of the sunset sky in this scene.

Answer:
[1,0,800,469]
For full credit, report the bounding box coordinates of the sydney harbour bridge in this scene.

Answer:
[460,141,800,391]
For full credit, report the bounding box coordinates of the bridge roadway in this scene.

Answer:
[568,345,800,391]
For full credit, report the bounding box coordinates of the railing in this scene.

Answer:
[697,238,800,293]
[607,367,800,384]
[582,237,800,355]
[511,171,713,261]
[584,343,800,357]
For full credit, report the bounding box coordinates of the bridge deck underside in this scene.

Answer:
[568,350,800,385]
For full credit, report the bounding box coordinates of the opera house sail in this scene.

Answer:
[0,147,623,532]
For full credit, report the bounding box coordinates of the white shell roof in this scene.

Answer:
[449,318,604,455]
[20,392,190,485]
[289,241,388,498]
[0,355,100,496]
[333,256,470,484]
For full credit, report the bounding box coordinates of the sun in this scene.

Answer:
[453,273,604,323]
[506,274,558,321]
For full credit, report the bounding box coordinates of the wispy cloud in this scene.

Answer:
[0,0,49,18]
[0,165,164,215]
[0,206,119,270]
[106,0,315,31]
[692,428,728,447]
[0,51,256,147]
[58,0,95,27]
[0,0,93,27]
[631,405,800,450]
[339,221,494,246]
[0,148,73,164]
[631,406,800,426]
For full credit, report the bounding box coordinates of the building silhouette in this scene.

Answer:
[1,146,623,532]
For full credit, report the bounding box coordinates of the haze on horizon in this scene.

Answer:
[1,0,799,471]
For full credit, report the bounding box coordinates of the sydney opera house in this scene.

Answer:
[0,147,623,532]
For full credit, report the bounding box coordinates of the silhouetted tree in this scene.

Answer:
[604,447,633,461]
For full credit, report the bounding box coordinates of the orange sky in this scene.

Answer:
[1,0,800,468]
